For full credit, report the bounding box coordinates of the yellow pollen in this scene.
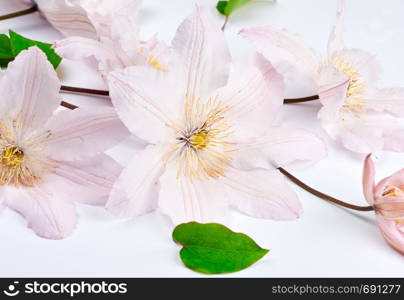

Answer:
[332,56,365,106]
[147,55,166,72]
[396,220,404,225]
[1,145,24,167]
[382,186,404,198]
[190,130,210,149]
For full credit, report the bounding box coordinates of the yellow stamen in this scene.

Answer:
[382,186,404,198]
[1,145,23,167]
[147,55,166,72]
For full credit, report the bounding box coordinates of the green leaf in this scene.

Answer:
[0,34,13,68]
[216,0,252,17]
[173,222,269,274]
[9,30,62,69]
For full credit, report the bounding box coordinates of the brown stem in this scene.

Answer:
[60,101,78,110]
[0,4,38,21]
[221,16,229,31]
[278,167,374,212]
[60,85,110,97]
[283,95,319,104]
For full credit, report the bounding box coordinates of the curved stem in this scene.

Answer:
[278,167,374,212]
[60,85,110,97]
[0,4,38,21]
[283,95,319,104]
[60,101,78,110]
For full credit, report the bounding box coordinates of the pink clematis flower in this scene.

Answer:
[0,47,129,239]
[105,8,327,224]
[53,0,169,78]
[363,155,404,254]
[241,0,404,154]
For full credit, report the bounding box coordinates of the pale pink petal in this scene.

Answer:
[3,179,77,239]
[327,0,346,55]
[375,214,404,254]
[42,107,130,161]
[216,53,285,136]
[54,37,109,60]
[172,6,231,100]
[232,127,326,170]
[362,154,376,205]
[54,154,122,205]
[107,66,179,143]
[362,88,404,117]
[223,167,302,220]
[240,26,318,88]
[329,112,386,153]
[35,0,97,38]
[158,166,229,224]
[0,47,60,138]
[106,145,165,218]
[383,128,404,152]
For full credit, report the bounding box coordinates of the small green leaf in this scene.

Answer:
[216,0,252,17]
[0,34,13,68]
[173,222,269,274]
[9,30,62,69]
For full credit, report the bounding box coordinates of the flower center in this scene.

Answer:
[189,130,209,149]
[382,186,404,198]
[1,145,24,167]
[0,144,37,187]
[172,97,234,181]
[332,57,365,99]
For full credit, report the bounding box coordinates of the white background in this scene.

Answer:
[1,0,404,277]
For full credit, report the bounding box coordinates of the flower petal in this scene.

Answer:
[158,165,229,224]
[383,128,404,152]
[327,0,346,54]
[107,66,179,143]
[216,53,285,136]
[0,47,60,137]
[106,145,165,218]
[54,37,121,75]
[232,127,326,170]
[375,214,404,254]
[172,6,231,100]
[43,107,130,161]
[3,179,77,239]
[36,0,97,38]
[224,167,302,220]
[54,153,122,205]
[362,88,404,117]
[362,154,376,205]
[240,26,318,88]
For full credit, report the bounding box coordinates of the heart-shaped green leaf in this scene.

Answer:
[216,0,252,17]
[9,30,62,69]
[173,222,269,274]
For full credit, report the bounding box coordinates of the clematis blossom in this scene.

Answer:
[0,47,129,239]
[241,0,404,154]
[53,0,169,78]
[106,8,327,224]
[363,155,404,254]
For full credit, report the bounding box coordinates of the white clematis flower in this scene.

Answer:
[105,7,327,224]
[241,0,404,153]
